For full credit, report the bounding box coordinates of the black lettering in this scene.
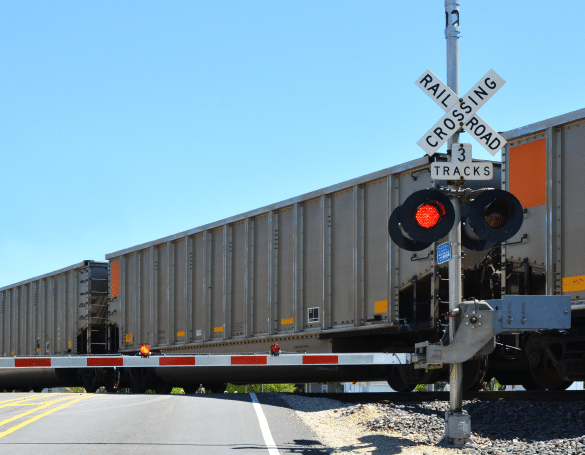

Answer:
[443,166,450,176]
[485,77,496,89]
[458,147,466,162]
[464,166,471,176]
[443,118,456,130]
[452,109,464,122]
[441,93,451,108]
[427,83,439,96]
[426,135,438,147]
[489,138,501,150]
[465,116,479,130]
[432,164,441,175]
[419,74,433,87]
[453,167,461,176]
[473,166,480,176]
[473,86,488,100]
[475,124,486,136]
[434,127,447,140]
[460,101,472,114]
[480,132,492,144]
[467,95,478,106]
[484,166,491,176]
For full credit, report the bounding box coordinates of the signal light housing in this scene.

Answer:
[388,189,455,251]
[139,344,151,357]
[462,189,523,250]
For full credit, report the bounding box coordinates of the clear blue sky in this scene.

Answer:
[1,1,583,286]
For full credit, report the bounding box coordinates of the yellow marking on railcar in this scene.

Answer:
[562,275,585,293]
[213,326,224,333]
[374,300,388,314]
[280,318,293,325]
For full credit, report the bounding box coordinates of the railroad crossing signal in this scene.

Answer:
[461,189,523,251]
[388,189,455,251]
[389,188,523,252]
[415,69,507,156]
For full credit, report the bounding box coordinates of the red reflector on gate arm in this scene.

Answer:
[87,358,124,367]
[15,358,51,368]
[231,356,267,365]
[159,357,195,366]
[302,355,338,365]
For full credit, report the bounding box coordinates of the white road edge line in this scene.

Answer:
[249,393,280,455]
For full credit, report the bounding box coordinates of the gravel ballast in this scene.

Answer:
[281,394,585,455]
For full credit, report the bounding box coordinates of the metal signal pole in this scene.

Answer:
[444,0,470,447]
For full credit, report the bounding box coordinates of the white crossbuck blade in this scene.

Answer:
[415,69,507,156]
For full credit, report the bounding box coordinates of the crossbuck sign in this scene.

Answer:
[416,69,506,156]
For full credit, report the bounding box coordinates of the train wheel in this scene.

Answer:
[154,378,173,395]
[382,344,414,392]
[104,369,120,393]
[530,365,573,391]
[526,332,573,391]
[519,372,542,391]
[386,370,414,392]
[462,356,488,391]
[82,375,99,393]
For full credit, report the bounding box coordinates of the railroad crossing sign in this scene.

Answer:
[416,69,507,156]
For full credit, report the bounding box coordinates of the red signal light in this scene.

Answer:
[140,345,151,357]
[415,202,444,229]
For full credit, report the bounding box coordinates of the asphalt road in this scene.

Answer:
[0,392,328,455]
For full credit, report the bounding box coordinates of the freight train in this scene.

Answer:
[1,108,584,393]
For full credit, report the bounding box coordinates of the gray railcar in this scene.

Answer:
[490,108,585,389]
[501,108,585,301]
[0,261,113,358]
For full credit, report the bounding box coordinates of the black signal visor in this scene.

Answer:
[461,205,496,251]
[399,189,455,243]
[466,189,523,243]
[388,206,433,251]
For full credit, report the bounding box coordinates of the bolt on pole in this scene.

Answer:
[444,0,470,448]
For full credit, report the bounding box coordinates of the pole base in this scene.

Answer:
[444,409,470,447]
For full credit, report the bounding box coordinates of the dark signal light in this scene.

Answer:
[462,189,523,251]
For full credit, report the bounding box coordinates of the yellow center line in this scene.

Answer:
[0,394,60,407]
[0,394,94,440]
[0,395,86,429]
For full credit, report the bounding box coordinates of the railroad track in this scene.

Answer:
[297,390,585,402]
